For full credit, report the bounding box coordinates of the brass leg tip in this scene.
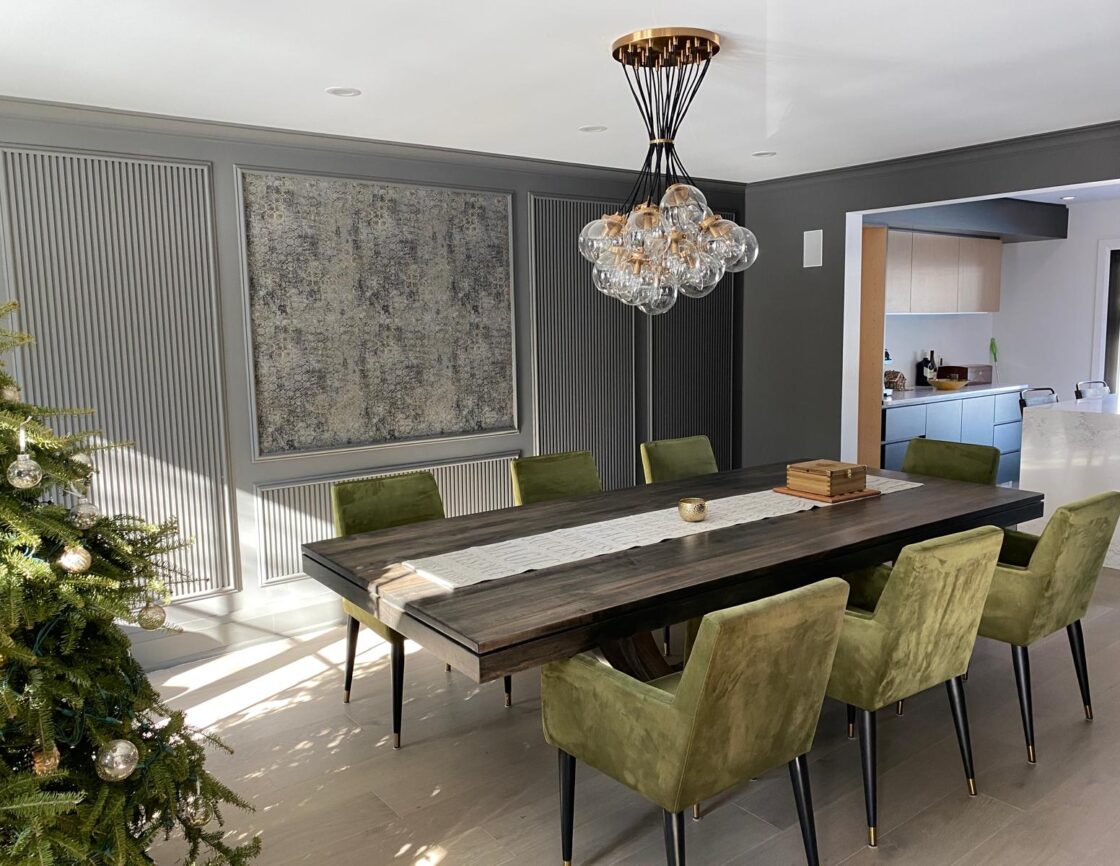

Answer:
[505,694,512,708]
[967,778,977,797]
[563,860,572,866]
[1027,745,1036,764]
[1085,705,1094,721]
[895,700,905,716]
[393,733,401,750]
[692,804,702,821]
[868,826,877,847]
[847,723,855,739]
[343,689,351,704]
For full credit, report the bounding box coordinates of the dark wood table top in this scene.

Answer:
[302,462,1043,682]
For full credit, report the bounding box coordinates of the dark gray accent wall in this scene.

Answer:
[743,121,1120,466]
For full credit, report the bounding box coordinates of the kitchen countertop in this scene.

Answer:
[883,383,1027,408]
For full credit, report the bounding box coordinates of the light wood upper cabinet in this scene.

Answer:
[910,232,960,312]
[882,230,1001,313]
[957,236,1002,312]
[884,230,913,313]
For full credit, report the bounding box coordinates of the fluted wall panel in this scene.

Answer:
[531,196,635,490]
[0,149,230,598]
[650,272,736,469]
[256,454,518,585]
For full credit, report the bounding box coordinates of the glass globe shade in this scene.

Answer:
[660,183,708,210]
[725,228,760,273]
[638,281,679,315]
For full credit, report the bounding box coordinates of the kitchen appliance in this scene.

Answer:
[938,364,993,384]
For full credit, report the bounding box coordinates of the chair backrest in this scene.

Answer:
[901,438,1000,485]
[870,527,1003,703]
[510,451,601,505]
[639,435,719,484]
[1020,387,1058,412]
[1075,380,1111,400]
[1022,492,1120,638]
[672,578,849,801]
[331,471,445,536]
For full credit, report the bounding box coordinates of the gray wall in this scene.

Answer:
[0,99,745,667]
[742,121,1120,466]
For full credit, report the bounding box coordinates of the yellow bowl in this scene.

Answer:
[929,378,968,391]
[678,497,708,522]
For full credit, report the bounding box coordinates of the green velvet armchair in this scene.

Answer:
[829,526,1003,847]
[334,472,510,748]
[900,437,1001,485]
[639,435,719,655]
[978,491,1120,763]
[640,435,719,485]
[542,578,850,866]
[510,451,602,506]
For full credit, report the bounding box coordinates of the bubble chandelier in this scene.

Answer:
[578,28,758,315]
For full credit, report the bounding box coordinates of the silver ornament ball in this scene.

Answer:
[57,545,92,574]
[7,453,43,489]
[181,795,214,828]
[137,601,167,631]
[0,384,20,402]
[95,739,139,782]
[70,498,100,529]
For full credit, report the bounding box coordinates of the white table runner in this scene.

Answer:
[404,475,922,589]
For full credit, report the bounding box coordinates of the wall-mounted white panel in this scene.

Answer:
[0,149,231,599]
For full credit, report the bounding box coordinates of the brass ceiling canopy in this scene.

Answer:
[610,27,721,67]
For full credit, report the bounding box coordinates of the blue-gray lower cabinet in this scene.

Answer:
[881,390,1022,483]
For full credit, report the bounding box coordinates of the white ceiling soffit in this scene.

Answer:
[2,1,1120,182]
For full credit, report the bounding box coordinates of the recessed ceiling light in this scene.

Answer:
[752,150,777,158]
[578,124,608,133]
[1060,195,1077,201]
[325,86,362,98]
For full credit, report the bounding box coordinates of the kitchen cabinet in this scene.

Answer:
[884,230,913,313]
[958,237,1002,312]
[882,230,1001,314]
[910,233,961,313]
[961,395,996,446]
[880,386,1024,483]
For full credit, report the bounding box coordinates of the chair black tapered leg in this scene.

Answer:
[946,676,977,795]
[343,616,360,703]
[390,639,405,749]
[445,662,452,672]
[663,625,672,656]
[559,750,576,866]
[788,754,820,866]
[662,810,685,866]
[857,708,877,847]
[846,704,856,739]
[1011,645,1036,763]
[1067,620,1094,720]
[504,675,513,708]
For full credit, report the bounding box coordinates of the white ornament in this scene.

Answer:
[0,384,20,402]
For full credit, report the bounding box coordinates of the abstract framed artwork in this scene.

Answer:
[239,169,516,458]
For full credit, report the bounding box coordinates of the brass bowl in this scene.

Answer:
[678,497,708,522]
[929,378,968,391]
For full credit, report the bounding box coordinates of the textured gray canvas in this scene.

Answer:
[241,170,515,455]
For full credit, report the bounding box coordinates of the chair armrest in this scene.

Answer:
[979,563,1041,646]
[541,654,682,787]
[999,529,1039,569]
[827,614,890,709]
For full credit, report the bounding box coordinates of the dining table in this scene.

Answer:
[301,461,1043,684]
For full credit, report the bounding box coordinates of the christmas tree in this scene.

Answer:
[0,301,260,865]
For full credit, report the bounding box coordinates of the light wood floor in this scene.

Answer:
[151,569,1120,865]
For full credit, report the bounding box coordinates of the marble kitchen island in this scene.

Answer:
[1020,394,1120,566]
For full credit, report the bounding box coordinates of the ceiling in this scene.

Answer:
[1013,181,1120,205]
[3,1,1120,182]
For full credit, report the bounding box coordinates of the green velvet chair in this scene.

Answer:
[856,437,1001,716]
[978,491,1120,763]
[334,472,511,749]
[900,437,1001,486]
[542,578,850,866]
[828,526,1003,848]
[639,435,719,655]
[640,435,719,485]
[510,451,602,506]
